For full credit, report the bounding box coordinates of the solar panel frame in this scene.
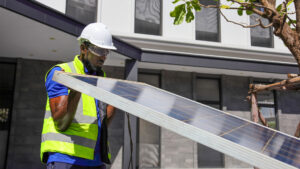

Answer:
[53,71,299,169]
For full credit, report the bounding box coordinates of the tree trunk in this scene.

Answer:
[273,17,300,72]
[251,93,259,123]
[295,0,300,37]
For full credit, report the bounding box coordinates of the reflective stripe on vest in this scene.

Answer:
[42,133,96,149]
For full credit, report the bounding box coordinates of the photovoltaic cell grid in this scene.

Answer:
[56,73,300,168]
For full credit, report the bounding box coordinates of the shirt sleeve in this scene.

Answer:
[45,67,68,99]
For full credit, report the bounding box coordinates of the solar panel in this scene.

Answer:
[53,71,300,169]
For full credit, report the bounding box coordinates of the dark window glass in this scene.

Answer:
[135,0,161,35]
[256,89,277,129]
[250,9,273,48]
[0,63,15,130]
[195,77,224,167]
[0,63,15,169]
[196,79,220,102]
[196,0,220,42]
[137,72,161,168]
[66,0,97,25]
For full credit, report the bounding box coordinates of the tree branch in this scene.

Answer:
[287,11,296,14]
[195,0,276,18]
[220,9,273,28]
[257,18,274,28]
[252,7,265,16]
[231,0,277,14]
[287,15,296,27]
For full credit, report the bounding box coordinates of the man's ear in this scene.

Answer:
[80,44,87,52]
[80,44,88,59]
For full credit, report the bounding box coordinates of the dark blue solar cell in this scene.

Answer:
[221,123,276,152]
[109,81,143,101]
[169,112,189,121]
[73,75,98,86]
[263,133,300,168]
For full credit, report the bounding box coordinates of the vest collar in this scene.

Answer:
[74,55,85,74]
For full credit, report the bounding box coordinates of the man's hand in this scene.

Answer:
[49,90,81,131]
[106,105,115,126]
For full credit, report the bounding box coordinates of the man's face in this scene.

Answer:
[84,45,109,70]
[87,52,106,69]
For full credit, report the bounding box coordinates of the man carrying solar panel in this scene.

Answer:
[40,23,116,169]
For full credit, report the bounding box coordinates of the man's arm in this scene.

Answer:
[49,90,81,131]
[46,67,81,131]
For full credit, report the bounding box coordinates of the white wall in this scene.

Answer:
[34,0,66,14]
[220,0,250,47]
[163,0,195,41]
[100,0,291,54]
[99,0,134,35]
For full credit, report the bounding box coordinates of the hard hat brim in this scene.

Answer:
[77,37,117,50]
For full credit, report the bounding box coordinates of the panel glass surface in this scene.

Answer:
[66,74,300,168]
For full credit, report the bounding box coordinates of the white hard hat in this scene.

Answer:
[78,22,116,50]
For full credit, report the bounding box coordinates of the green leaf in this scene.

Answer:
[276,4,282,12]
[172,0,181,4]
[220,5,230,9]
[246,9,253,15]
[186,1,191,7]
[170,4,187,25]
[287,0,294,7]
[288,19,296,26]
[237,7,243,16]
[191,0,201,11]
[186,6,194,23]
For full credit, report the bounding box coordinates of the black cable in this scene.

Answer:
[126,112,134,169]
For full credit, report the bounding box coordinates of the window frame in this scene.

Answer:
[195,0,221,42]
[249,6,274,48]
[252,79,278,129]
[134,0,163,36]
[193,74,224,168]
[65,0,98,25]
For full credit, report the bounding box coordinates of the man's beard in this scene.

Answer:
[82,57,104,77]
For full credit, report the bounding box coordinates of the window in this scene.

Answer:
[195,0,220,42]
[0,63,15,169]
[135,0,162,35]
[66,0,97,25]
[250,8,273,47]
[137,71,161,168]
[256,90,277,129]
[195,77,224,168]
[195,78,221,109]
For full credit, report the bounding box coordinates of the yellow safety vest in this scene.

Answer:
[40,55,108,163]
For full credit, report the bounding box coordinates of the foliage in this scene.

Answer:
[170,0,296,28]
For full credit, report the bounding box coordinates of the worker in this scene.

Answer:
[40,22,116,169]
